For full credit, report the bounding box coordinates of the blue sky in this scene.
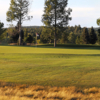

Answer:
[0,0,100,28]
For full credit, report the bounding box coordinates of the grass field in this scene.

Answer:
[0,44,100,88]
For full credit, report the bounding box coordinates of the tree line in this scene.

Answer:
[0,0,100,46]
[0,24,100,45]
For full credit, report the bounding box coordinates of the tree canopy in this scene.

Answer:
[97,18,100,26]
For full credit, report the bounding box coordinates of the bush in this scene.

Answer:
[25,35,34,43]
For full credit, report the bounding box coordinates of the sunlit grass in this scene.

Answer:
[0,45,100,54]
[0,45,100,88]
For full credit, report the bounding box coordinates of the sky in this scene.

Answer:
[0,0,100,28]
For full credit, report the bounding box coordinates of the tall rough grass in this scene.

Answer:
[0,81,100,100]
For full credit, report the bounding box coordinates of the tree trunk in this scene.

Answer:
[18,0,22,45]
[19,5,22,46]
[19,21,21,45]
[54,6,56,47]
[54,33,56,47]
[54,39,56,47]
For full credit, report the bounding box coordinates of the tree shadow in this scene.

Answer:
[1,44,100,50]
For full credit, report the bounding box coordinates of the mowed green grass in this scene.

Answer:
[0,45,100,88]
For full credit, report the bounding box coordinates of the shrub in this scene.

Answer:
[25,35,34,43]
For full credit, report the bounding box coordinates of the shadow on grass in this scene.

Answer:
[0,53,100,57]
[37,44,100,50]
[1,44,100,50]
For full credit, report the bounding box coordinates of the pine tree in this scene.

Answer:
[0,22,6,40]
[24,28,28,38]
[68,32,76,44]
[41,26,54,43]
[74,26,78,35]
[6,0,33,45]
[89,27,97,44]
[81,27,90,44]
[42,0,72,47]
[75,36,80,44]
[61,30,69,43]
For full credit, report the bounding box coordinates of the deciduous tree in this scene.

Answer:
[97,18,100,26]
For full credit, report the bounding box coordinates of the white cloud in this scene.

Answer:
[29,9,44,17]
[69,7,99,27]
[71,7,95,17]
[73,7,95,12]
